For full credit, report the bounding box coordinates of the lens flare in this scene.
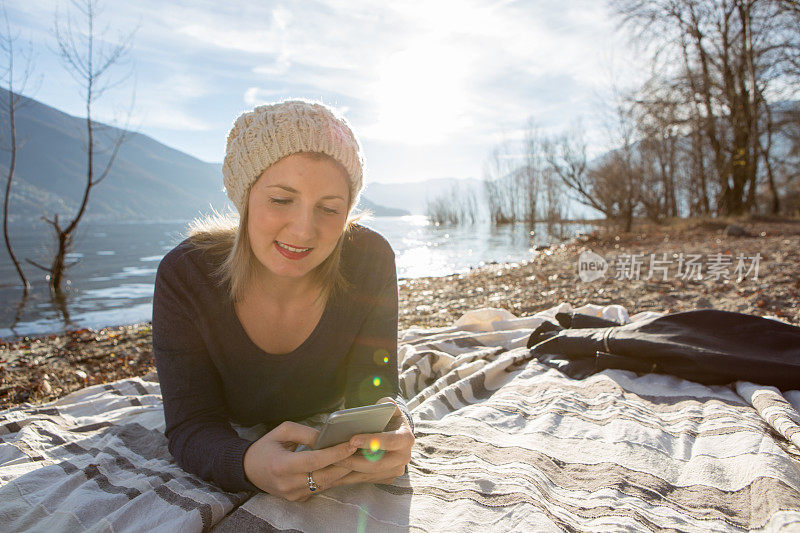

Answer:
[373,348,389,365]
[357,505,368,533]
[361,438,385,462]
[357,375,387,404]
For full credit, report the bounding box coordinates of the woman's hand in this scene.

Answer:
[330,397,415,487]
[243,421,357,501]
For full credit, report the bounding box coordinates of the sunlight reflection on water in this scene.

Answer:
[1,216,589,337]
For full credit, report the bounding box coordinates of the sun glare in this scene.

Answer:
[368,39,471,144]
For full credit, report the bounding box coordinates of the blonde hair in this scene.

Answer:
[188,152,362,304]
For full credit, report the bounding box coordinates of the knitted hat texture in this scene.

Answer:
[222,99,364,214]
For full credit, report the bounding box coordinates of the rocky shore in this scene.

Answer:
[2,218,798,409]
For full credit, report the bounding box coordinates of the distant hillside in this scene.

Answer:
[364,177,485,215]
[0,88,231,223]
[0,88,402,222]
[357,196,409,216]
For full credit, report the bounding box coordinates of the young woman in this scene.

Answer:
[152,100,414,501]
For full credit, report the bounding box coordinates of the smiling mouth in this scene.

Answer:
[275,241,312,253]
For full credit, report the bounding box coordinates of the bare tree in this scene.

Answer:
[544,125,620,220]
[27,0,135,297]
[0,4,34,296]
[540,166,569,239]
[541,167,566,223]
[775,0,800,79]
[633,77,684,220]
[521,118,545,225]
[606,86,644,231]
[483,142,517,224]
[483,145,504,224]
[681,62,713,216]
[588,151,642,231]
[611,0,800,216]
[757,102,781,214]
[463,186,479,223]
[425,183,479,226]
[424,194,451,225]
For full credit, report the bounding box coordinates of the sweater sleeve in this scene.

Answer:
[152,250,258,493]
[343,249,414,434]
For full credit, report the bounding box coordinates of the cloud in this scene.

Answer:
[136,105,211,132]
[97,0,638,144]
[11,0,647,178]
[243,86,287,106]
[131,73,214,131]
[158,73,209,100]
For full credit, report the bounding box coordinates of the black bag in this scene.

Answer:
[526,309,800,391]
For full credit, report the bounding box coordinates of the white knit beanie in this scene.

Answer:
[222,99,364,214]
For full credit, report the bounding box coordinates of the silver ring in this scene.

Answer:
[307,471,319,493]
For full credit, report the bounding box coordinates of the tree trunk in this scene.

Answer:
[1,32,31,295]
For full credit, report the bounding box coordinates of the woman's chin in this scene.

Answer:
[264,265,312,281]
[259,255,318,281]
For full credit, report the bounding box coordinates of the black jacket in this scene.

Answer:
[527,309,800,391]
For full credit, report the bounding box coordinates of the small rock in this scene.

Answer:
[723,224,748,237]
[695,297,713,308]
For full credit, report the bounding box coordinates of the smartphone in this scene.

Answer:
[312,402,397,450]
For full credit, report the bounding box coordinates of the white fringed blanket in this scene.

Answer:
[1,303,799,532]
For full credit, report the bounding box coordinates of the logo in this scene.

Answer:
[578,250,608,282]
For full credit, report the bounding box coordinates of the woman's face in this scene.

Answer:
[247,153,350,285]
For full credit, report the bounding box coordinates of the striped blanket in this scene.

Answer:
[1,303,799,532]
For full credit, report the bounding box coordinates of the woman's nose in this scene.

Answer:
[287,205,316,242]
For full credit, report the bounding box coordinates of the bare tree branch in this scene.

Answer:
[36,0,137,297]
[0,1,34,295]
[25,258,50,272]
[610,0,800,217]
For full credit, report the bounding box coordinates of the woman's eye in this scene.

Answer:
[269,197,291,205]
[320,206,341,215]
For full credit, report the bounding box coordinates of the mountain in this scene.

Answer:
[0,88,230,222]
[0,88,403,222]
[364,177,485,215]
[357,196,409,216]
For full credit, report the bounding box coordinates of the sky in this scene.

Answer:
[5,0,644,184]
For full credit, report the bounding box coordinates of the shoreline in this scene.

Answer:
[2,218,798,408]
[0,217,585,340]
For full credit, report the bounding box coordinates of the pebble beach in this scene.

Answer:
[2,218,798,409]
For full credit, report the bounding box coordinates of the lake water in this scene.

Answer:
[0,216,589,338]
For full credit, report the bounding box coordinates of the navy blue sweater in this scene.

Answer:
[152,225,412,492]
